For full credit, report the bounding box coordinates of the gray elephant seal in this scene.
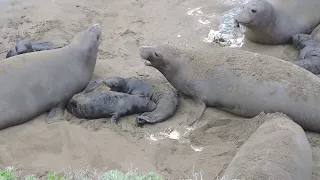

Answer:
[0,24,101,130]
[104,76,179,125]
[234,0,320,44]
[6,40,60,58]
[291,34,320,75]
[67,89,157,124]
[221,113,312,180]
[140,44,320,132]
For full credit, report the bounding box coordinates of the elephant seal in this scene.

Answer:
[6,40,60,58]
[67,89,157,124]
[0,24,101,130]
[291,34,320,75]
[234,0,320,45]
[104,76,179,125]
[221,113,312,180]
[139,44,320,132]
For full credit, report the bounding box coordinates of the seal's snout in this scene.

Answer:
[88,24,102,39]
[139,46,150,60]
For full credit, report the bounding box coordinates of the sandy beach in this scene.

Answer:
[0,0,319,179]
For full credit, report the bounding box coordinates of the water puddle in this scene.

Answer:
[187,0,250,47]
[145,126,204,151]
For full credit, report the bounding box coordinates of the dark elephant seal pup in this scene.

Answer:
[291,34,320,75]
[0,24,101,130]
[6,40,60,58]
[140,44,320,132]
[234,0,320,45]
[67,89,157,124]
[104,76,179,125]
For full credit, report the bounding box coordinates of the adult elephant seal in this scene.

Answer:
[6,40,60,58]
[0,24,101,130]
[104,76,179,126]
[67,88,157,124]
[140,44,320,132]
[234,0,320,45]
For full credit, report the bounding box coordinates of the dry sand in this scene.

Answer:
[0,0,319,179]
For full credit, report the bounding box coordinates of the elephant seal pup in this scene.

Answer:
[220,113,312,180]
[0,24,101,130]
[104,76,179,125]
[6,40,60,58]
[67,89,157,124]
[140,44,320,132]
[234,0,320,45]
[291,34,320,75]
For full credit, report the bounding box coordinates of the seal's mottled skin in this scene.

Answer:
[6,40,60,58]
[291,34,320,75]
[67,90,157,124]
[0,24,101,130]
[234,0,320,44]
[140,44,320,132]
[221,113,312,180]
[104,77,179,125]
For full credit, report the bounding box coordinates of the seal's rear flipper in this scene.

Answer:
[46,100,69,124]
[187,100,206,126]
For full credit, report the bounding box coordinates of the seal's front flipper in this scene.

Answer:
[82,77,104,94]
[111,113,120,124]
[187,99,206,126]
[46,100,69,124]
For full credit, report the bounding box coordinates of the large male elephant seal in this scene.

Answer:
[220,113,312,180]
[67,89,157,124]
[234,0,320,45]
[5,40,60,58]
[291,34,320,75]
[0,24,101,130]
[140,44,320,132]
[104,76,179,125]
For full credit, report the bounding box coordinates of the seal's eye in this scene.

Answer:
[154,52,159,57]
[251,9,256,13]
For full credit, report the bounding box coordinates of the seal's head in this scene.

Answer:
[6,40,34,58]
[139,44,181,79]
[104,77,128,92]
[70,24,102,54]
[234,0,273,28]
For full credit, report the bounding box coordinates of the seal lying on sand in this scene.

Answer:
[104,76,179,125]
[6,40,60,58]
[234,0,320,45]
[140,44,320,132]
[0,24,101,130]
[67,88,157,124]
[221,113,312,180]
[291,34,320,75]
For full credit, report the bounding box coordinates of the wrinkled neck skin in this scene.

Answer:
[65,31,99,76]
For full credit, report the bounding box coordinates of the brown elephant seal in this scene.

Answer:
[0,24,101,130]
[67,88,157,124]
[234,0,320,45]
[220,113,312,180]
[104,76,179,126]
[291,34,320,75]
[5,40,60,58]
[140,44,320,132]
